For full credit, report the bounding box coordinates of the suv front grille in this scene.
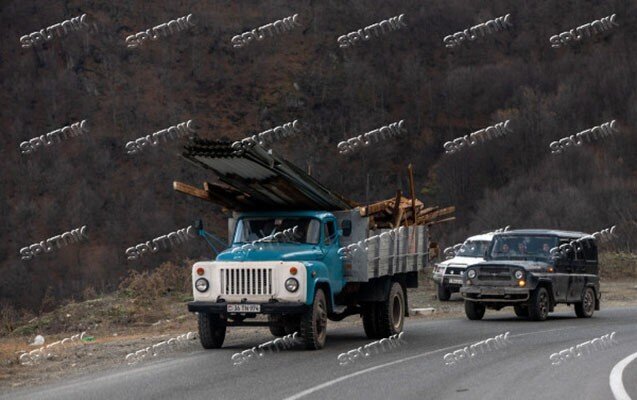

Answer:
[445,267,465,276]
[477,266,512,281]
[220,267,273,295]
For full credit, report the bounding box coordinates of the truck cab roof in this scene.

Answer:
[233,210,335,221]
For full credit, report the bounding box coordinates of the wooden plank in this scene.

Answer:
[173,181,213,201]
[426,216,456,226]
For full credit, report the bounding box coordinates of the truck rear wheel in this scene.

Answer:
[437,284,451,301]
[300,288,327,350]
[362,303,379,339]
[376,282,405,338]
[464,301,485,320]
[197,313,226,349]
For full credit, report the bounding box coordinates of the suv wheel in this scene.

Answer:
[528,287,550,321]
[437,284,451,301]
[574,287,595,318]
[514,305,529,318]
[464,301,486,320]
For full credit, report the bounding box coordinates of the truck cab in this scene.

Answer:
[188,211,342,349]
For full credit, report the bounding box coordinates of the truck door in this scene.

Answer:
[323,219,345,293]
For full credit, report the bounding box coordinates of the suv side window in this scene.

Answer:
[324,221,337,245]
[582,238,598,261]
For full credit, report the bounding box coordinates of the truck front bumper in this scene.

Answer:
[460,286,530,302]
[188,301,310,315]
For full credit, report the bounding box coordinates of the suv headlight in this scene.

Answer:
[195,278,209,292]
[285,278,299,292]
[514,270,524,280]
[467,269,476,279]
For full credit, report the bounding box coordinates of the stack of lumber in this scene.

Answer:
[360,194,455,229]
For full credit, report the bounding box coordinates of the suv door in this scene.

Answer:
[567,239,587,302]
[552,238,572,302]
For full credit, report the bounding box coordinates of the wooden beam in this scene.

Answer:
[407,164,417,226]
[392,190,402,227]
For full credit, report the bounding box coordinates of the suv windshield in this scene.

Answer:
[456,240,491,258]
[233,217,321,245]
[490,235,559,260]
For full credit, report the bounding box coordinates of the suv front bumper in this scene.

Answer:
[188,301,310,315]
[460,286,530,302]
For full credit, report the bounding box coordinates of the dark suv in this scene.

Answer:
[460,229,600,321]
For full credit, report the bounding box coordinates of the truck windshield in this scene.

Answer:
[456,240,491,258]
[490,235,559,260]
[233,217,321,245]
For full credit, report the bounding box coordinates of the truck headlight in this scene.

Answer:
[195,278,209,292]
[514,270,524,280]
[467,269,476,279]
[285,278,299,292]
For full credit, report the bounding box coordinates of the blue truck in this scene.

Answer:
[174,139,448,350]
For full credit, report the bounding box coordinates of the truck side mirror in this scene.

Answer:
[194,219,204,230]
[341,220,352,237]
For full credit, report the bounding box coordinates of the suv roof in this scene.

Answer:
[493,229,588,238]
[465,233,495,242]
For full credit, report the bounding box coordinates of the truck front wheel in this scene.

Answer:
[300,288,328,350]
[376,282,405,337]
[197,313,226,349]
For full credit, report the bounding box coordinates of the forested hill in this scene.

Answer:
[1,0,636,311]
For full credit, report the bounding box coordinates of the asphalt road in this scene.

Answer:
[2,306,636,400]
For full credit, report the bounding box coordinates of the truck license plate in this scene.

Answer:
[227,304,261,313]
[448,278,463,285]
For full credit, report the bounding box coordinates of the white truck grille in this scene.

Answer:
[221,267,273,295]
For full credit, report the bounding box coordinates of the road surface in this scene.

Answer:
[2,306,636,400]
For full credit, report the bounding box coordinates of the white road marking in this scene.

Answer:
[610,351,637,400]
[282,327,571,400]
